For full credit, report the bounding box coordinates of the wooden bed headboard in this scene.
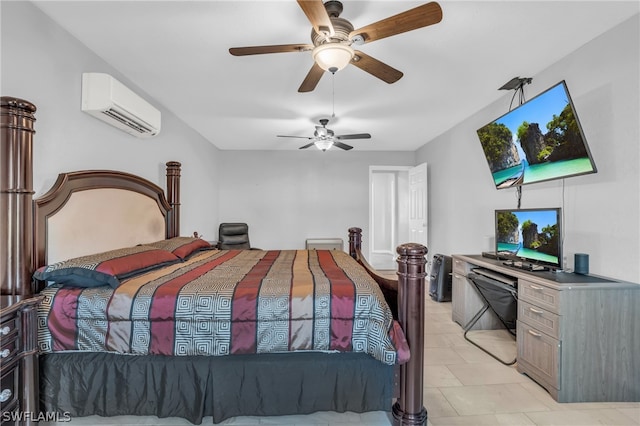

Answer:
[33,164,181,270]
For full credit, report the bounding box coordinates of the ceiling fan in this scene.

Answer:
[229,0,442,92]
[278,118,371,151]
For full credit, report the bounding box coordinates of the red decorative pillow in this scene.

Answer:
[33,245,179,288]
[144,237,213,260]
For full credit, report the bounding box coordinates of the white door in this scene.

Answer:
[368,166,411,270]
[409,163,428,247]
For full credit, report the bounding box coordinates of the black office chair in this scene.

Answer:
[217,223,253,250]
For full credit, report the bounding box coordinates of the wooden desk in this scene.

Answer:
[452,254,639,403]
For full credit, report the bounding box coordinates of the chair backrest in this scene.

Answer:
[218,223,251,250]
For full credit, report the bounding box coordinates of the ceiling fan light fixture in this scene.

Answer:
[315,139,334,151]
[312,43,354,73]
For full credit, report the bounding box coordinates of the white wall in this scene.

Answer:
[417,15,640,282]
[217,150,415,254]
[1,1,222,239]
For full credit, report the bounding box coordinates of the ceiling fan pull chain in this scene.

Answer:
[332,73,336,118]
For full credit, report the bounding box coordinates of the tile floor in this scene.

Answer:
[43,298,639,426]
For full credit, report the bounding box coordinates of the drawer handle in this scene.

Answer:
[0,388,11,403]
[529,307,544,315]
[529,284,544,291]
[1,349,9,358]
[528,329,542,338]
[0,326,10,336]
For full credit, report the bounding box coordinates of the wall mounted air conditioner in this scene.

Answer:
[81,72,161,138]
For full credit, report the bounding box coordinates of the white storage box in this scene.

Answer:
[305,238,344,251]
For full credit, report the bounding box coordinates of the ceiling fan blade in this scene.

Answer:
[297,0,334,37]
[277,135,314,139]
[336,133,372,140]
[298,63,325,93]
[332,141,353,151]
[349,2,443,44]
[229,44,313,56]
[351,51,403,84]
[299,142,317,150]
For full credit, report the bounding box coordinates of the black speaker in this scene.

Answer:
[429,254,452,302]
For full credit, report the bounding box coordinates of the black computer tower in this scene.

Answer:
[429,254,452,302]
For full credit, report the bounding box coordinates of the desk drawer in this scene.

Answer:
[518,300,560,339]
[517,320,560,390]
[518,279,561,314]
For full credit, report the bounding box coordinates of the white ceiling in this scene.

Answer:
[33,1,639,151]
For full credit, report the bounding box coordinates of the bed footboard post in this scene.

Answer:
[1,97,36,296]
[348,227,362,258]
[165,161,181,238]
[392,243,428,426]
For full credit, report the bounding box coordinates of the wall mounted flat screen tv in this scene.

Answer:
[495,207,562,271]
[477,81,597,189]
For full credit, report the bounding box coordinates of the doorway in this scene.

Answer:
[368,163,428,270]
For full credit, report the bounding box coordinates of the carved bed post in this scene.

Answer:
[393,243,428,426]
[165,161,181,238]
[1,97,36,296]
[348,226,362,259]
[349,228,428,425]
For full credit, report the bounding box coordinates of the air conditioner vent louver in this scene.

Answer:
[102,109,153,134]
[81,73,161,138]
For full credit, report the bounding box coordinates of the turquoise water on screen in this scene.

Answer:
[493,157,594,187]
[522,157,594,184]
[497,242,559,265]
[493,166,522,186]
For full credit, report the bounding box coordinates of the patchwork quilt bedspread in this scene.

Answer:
[37,249,408,365]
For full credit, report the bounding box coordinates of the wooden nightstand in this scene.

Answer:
[1,296,41,426]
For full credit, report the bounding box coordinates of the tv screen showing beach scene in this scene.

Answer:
[477,81,597,189]
[495,208,562,269]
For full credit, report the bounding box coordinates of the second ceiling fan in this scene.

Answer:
[278,118,370,151]
[229,0,442,92]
